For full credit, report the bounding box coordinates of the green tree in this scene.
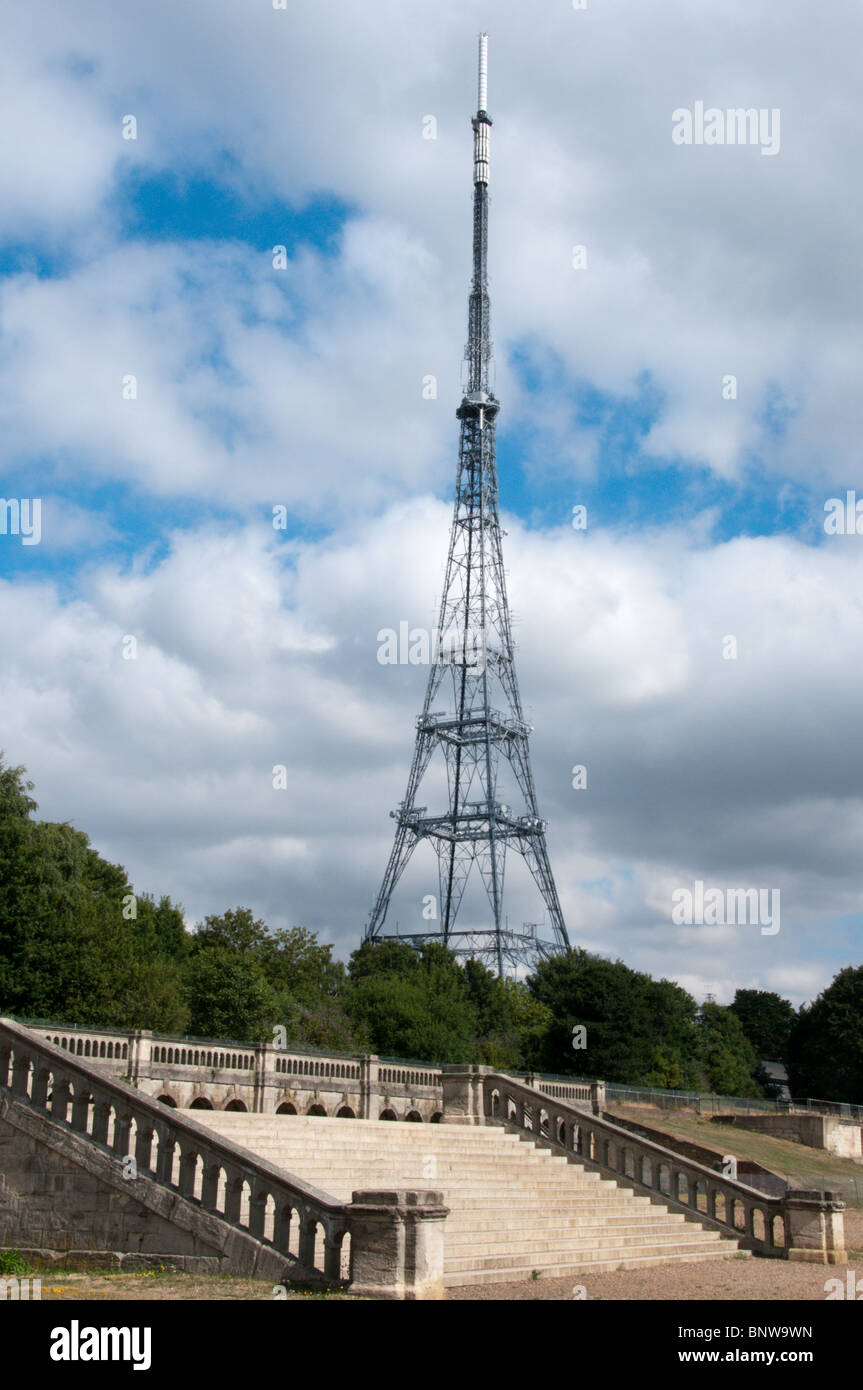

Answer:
[729,989,796,1060]
[346,940,478,1062]
[184,946,274,1042]
[697,1002,761,1097]
[787,967,863,1104]
[527,950,656,1083]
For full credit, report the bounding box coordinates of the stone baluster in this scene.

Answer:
[200,1161,221,1212]
[49,1076,72,1122]
[135,1124,154,1174]
[91,1099,111,1145]
[11,1050,31,1097]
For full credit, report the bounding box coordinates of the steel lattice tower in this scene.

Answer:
[364,35,570,975]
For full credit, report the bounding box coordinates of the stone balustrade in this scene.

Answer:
[441,1066,847,1264]
[0,1019,447,1297]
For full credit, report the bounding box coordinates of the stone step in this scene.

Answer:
[442,1246,743,1286]
[444,1227,720,1256]
[444,1236,732,1275]
[445,1214,690,1234]
[179,1108,741,1281]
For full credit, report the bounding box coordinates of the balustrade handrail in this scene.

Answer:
[0,1018,347,1238]
[488,1072,775,1202]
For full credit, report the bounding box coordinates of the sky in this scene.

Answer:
[2,0,862,1009]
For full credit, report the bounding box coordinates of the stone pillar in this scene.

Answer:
[360,1055,379,1120]
[440,1064,490,1125]
[347,1190,448,1300]
[253,1043,268,1113]
[128,1030,152,1086]
[782,1190,846,1264]
[590,1080,605,1116]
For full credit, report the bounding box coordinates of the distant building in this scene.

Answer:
[759,1059,791,1101]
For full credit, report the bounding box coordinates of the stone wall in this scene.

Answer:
[714,1112,862,1158]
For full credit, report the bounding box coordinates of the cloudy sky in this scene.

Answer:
[2,0,862,1008]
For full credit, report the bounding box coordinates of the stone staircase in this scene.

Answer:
[181,1111,743,1287]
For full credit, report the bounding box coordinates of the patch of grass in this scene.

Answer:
[0,1250,32,1276]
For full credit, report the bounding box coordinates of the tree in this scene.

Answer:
[527,950,659,1083]
[184,946,273,1042]
[729,989,796,1060]
[697,1002,761,1097]
[787,967,863,1104]
[345,940,478,1062]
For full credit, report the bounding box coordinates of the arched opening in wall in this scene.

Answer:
[157,1095,177,1108]
[107,1043,113,1059]
[539,1109,550,1138]
[752,1208,766,1243]
[307,1103,327,1116]
[190,1097,214,1109]
[276,1102,297,1115]
[694,1180,708,1214]
[379,1109,397,1122]
[732,1199,746,1232]
[264,1192,277,1243]
[340,1230,352,1281]
[771,1213,785,1249]
[713,1190,727,1224]
[657,1163,671,1195]
[430,1112,443,1124]
[224,1099,247,1111]
[405,1110,423,1123]
[336,1106,356,1119]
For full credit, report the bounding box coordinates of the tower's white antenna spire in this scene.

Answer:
[478,32,488,112]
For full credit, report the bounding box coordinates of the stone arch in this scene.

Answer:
[157,1094,177,1108]
[307,1103,327,1116]
[379,1108,398,1121]
[189,1096,214,1110]
[224,1098,247,1112]
[336,1106,356,1119]
[430,1112,443,1124]
[276,1101,297,1115]
[405,1110,423,1123]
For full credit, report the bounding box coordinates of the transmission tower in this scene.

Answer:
[364,34,571,976]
